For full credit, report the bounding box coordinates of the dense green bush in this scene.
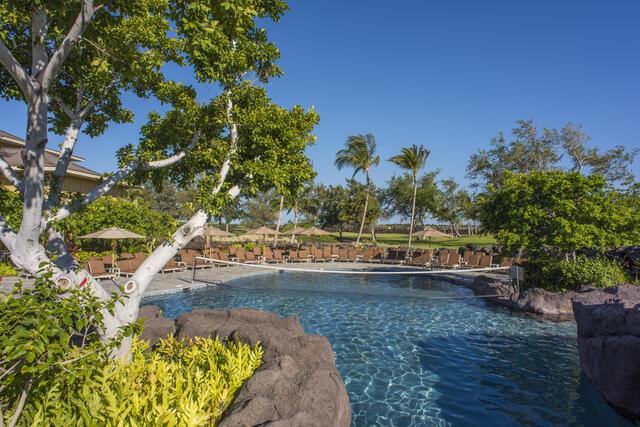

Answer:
[58,196,179,252]
[1,268,135,425]
[16,336,262,425]
[0,262,18,276]
[521,255,631,292]
[1,268,262,425]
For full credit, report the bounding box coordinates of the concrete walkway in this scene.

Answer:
[1,262,508,296]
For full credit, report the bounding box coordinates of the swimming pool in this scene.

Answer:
[144,272,631,426]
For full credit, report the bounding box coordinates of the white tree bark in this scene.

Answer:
[407,176,417,249]
[355,171,370,247]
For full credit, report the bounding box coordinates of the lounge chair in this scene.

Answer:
[273,249,287,262]
[347,247,360,262]
[360,248,374,262]
[407,250,428,266]
[88,259,117,280]
[287,249,300,262]
[262,247,278,263]
[330,246,340,261]
[386,248,407,264]
[479,254,493,269]
[312,247,327,262]
[297,248,313,262]
[435,252,450,267]
[161,258,186,274]
[444,252,461,268]
[338,248,348,262]
[179,251,209,269]
[466,254,482,268]
[322,246,333,262]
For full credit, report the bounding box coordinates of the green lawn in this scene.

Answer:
[326,232,496,249]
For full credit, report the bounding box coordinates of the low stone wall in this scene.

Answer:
[572,285,640,422]
[138,306,351,426]
[469,276,575,317]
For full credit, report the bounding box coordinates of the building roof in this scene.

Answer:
[0,130,100,180]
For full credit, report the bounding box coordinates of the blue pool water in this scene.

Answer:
[144,272,631,426]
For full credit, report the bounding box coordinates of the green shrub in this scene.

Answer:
[0,262,18,276]
[521,255,631,292]
[1,267,134,425]
[562,255,631,289]
[17,336,262,425]
[73,250,112,263]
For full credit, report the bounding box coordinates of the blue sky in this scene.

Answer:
[1,0,639,192]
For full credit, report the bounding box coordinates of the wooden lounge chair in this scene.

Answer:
[330,245,340,261]
[361,248,374,262]
[445,252,461,268]
[347,247,360,262]
[116,258,136,277]
[161,258,186,274]
[313,247,326,262]
[134,252,147,263]
[88,259,116,280]
[479,254,493,269]
[243,250,261,264]
[297,248,313,262]
[179,251,209,269]
[466,254,481,268]
[322,246,333,262]
[338,247,348,262]
[407,250,428,266]
[262,247,278,263]
[287,249,300,262]
[273,249,287,262]
[435,252,450,267]
[386,248,407,264]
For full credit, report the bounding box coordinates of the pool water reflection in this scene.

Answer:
[144,272,631,426]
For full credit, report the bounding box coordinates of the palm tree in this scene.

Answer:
[388,144,430,249]
[335,133,380,246]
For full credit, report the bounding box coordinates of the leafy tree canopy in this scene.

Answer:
[381,171,440,227]
[478,171,640,255]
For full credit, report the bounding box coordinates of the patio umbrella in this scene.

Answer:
[202,226,234,256]
[299,226,332,236]
[79,227,145,267]
[414,227,451,259]
[242,226,278,243]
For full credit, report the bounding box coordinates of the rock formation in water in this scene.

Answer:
[138,306,351,426]
[572,285,640,422]
[469,276,575,316]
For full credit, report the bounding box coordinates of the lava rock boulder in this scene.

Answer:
[572,285,640,421]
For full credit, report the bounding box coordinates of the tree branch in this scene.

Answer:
[53,96,74,118]
[0,40,36,99]
[0,213,17,254]
[42,0,96,92]
[50,130,201,223]
[0,154,24,194]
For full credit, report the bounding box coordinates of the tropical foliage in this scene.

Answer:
[388,144,430,248]
[478,171,639,257]
[12,337,262,425]
[58,197,179,251]
[520,256,631,292]
[335,133,380,245]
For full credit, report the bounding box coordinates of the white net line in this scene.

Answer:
[194,256,510,275]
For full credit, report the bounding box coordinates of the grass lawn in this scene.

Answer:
[324,232,496,249]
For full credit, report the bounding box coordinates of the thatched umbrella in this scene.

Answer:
[79,227,145,267]
[299,226,332,236]
[242,226,278,243]
[414,227,451,259]
[202,226,234,256]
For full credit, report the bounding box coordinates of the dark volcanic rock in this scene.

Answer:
[137,305,175,346]
[469,276,575,316]
[572,285,640,421]
[175,307,351,427]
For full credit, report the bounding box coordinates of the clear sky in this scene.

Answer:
[1,0,639,192]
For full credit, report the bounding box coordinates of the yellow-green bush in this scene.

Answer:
[0,262,18,276]
[16,336,262,426]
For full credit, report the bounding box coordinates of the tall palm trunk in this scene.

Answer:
[290,206,299,244]
[274,194,284,245]
[408,175,418,249]
[356,170,370,246]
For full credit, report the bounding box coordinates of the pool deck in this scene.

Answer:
[0,262,508,296]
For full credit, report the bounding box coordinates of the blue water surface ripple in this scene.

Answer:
[144,272,631,427]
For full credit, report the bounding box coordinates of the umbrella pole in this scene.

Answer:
[112,240,116,270]
[428,237,432,261]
